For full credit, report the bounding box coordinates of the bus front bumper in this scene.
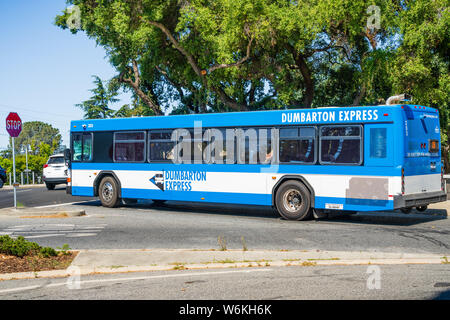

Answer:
[393,190,447,209]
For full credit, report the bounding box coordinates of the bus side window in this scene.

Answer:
[149,130,175,162]
[320,125,362,165]
[279,127,316,164]
[82,134,93,161]
[113,131,146,162]
[72,134,83,162]
[72,133,93,162]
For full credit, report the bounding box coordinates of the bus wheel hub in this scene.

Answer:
[283,189,302,212]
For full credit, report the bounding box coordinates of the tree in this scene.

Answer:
[55,1,449,167]
[12,121,61,156]
[76,75,119,119]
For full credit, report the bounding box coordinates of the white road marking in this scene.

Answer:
[0,285,41,294]
[0,269,273,294]
[0,224,107,239]
[33,200,95,209]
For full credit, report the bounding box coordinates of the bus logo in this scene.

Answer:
[150,173,165,191]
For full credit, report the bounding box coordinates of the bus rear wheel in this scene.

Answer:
[99,176,121,208]
[416,205,428,212]
[275,180,312,221]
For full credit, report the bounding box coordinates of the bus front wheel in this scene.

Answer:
[99,176,121,208]
[275,180,312,221]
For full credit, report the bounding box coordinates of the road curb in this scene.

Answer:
[1,249,448,281]
[1,184,46,190]
[0,207,85,218]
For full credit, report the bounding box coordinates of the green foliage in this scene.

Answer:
[56,244,71,256]
[0,235,40,258]
[0,140,54,178]
[0,235,59,258]
[39,246,58,258]
[76,75,119,119]
[55,0,449,168]
[12,121,61,156]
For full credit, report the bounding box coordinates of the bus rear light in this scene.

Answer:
[401,168,405,195]
[67,177,71,183]
[383,113,389,116]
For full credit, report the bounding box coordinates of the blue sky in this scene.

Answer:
[0,0,131,151]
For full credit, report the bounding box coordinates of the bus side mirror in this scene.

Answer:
[64,148,71,161]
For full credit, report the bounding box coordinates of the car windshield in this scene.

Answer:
[48,157,64,164]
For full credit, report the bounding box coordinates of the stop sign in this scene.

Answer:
[6,112,22,137]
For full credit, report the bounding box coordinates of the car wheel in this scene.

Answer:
[99,176,121,208]
[46,183,55,190]
[275,180,312,221]
[0,179,4,189]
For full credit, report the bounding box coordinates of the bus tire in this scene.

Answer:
[400,207,412,214]
[416,205,428,212]
[275,180,312,221]
[99,176,121,208]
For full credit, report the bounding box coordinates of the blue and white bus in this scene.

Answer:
[65,104,447,220]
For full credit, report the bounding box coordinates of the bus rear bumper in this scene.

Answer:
[393,190,447,209]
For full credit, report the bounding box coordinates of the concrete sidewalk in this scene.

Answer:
[1,249,448,280]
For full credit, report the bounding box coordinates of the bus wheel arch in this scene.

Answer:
[272,177,314,221]
[272,175,315,208]
[94,171,122,208]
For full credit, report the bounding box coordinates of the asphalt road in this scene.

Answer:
[0,186,97,209]
[0,187,449,255]
[0,187,449,301]
[0,264,448,300]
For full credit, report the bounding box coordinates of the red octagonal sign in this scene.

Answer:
[6,112,22,137]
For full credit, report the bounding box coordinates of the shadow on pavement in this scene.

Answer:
[105,199,448,226]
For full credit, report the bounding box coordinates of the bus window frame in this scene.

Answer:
[318,124,363,166]
[113,130,147,163]
[148,129,175,163]
[71,132,94,163]
[278,126,317,165]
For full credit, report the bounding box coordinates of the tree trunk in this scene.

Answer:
[295,54,314,108]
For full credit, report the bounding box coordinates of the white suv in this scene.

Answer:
[43,154,69,190]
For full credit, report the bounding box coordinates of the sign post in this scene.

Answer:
[6,112,22,209]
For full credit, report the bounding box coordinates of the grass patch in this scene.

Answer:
[217,236,227,251]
